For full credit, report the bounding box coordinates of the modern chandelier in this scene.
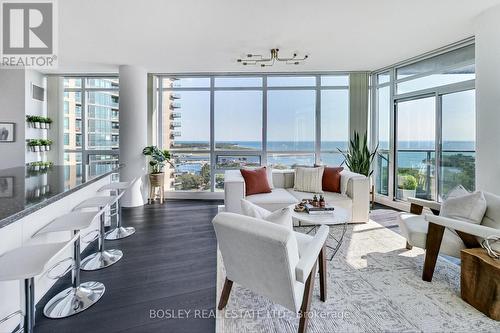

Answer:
[237,48,309,67]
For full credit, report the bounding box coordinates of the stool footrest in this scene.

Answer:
[45,257,74,280]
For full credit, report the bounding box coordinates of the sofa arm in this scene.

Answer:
[341,171,369,223]
[224,170,245,214]
[408,197,441,214]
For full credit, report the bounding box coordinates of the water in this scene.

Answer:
[174,141,475,173]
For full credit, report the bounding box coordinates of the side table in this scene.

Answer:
[461,248,499,320]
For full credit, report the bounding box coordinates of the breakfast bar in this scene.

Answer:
[0,164,121,332]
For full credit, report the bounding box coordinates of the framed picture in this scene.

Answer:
[0,122,15,142]
[0,177,14,198]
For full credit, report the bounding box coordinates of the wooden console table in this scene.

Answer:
[461,248,499,320]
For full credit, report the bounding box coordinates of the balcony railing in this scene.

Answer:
[384,148,476,201]
[170,122,181,129]
[171,112,181,119]
[169,93,181,100]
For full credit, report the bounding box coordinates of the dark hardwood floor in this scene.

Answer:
[35,200,221,333]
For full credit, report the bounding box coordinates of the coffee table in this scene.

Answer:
[289,204,350,260]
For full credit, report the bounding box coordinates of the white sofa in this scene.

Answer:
[224,169,370,223]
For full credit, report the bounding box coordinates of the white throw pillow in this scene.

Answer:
[242,166,274,189]
[294,166,324,193]
[241,199,292,229]
[445,184,469,199]
[440,191,487,225]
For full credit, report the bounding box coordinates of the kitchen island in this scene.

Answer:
[0,164,121,332]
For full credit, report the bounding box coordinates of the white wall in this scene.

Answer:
[0,69,26,169]
[475,4,500,195]
[25,70,48,164]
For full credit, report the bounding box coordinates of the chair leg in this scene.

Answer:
[218,278,233,310]
[298,262,317,333]
[318,246,327,302]
[405,241,413,250]
[422,222,445,282]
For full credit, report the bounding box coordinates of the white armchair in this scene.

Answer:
[398,192,500,282]
[213,212,329,333]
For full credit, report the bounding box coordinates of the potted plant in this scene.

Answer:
[32,162,40,171]
[28,139,40,152]
[46,118,53,129]
[142,146,174,203]
[43,139,52,151]
[33,116,42,129]
[338,131,378,177]
[397,174,418,200]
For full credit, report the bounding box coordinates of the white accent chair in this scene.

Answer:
[213,212,329,333]
[397,194,500,281]
[224,169,370,223]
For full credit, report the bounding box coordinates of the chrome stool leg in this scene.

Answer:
[44,234,105,318]
[81,209,123,270]
[24,277,35,333]
[105,190,135,240]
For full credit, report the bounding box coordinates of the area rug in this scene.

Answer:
[216,219,498,332]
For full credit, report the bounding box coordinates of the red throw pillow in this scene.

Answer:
[240,167,272,196]
[322,166,344,193]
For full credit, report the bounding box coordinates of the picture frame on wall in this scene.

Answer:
[0,177,14,198]
[0,122,15,142]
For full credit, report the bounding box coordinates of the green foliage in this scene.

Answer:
[142,146,173,174]
[400,174,417,190]
[338,132,378,177]
[28,139,40,146]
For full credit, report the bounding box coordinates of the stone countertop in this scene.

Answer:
[0,164,122,228]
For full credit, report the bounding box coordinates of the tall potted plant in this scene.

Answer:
[338,131,378,177]
[142,146,174,202]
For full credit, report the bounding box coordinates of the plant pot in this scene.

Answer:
[149,173,165,187]
[33,146,39,152]
[397,189,416,201]
[46,123,51,129]
[40,123,46,129]
[33,166,39,171]
[34,122,40,129]
[45,145,50,151]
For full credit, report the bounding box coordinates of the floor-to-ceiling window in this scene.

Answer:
[157,74,350,193]
[63,77,119,178]
[371,41,476,202]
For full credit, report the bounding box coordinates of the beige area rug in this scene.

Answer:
[216,220,498,333]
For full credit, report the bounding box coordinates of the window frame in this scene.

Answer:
[370,38,476,202]
[156,73,350,193]
[62,75,120,167]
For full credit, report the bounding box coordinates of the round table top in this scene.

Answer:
[289,204,350,226]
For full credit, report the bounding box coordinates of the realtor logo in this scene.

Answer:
[1,0,57,68]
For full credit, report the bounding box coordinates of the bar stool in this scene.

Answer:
[98,179,137,240]
[73,194,124,271]
[0,241,73,333]
[32,210,107,318]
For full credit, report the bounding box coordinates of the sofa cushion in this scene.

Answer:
[440,191,487,225]
[240,167,272,196]
[241,199,293,229]
[242,166,274,189]
[397,213,465,257]
[294,166,324,193]
[286,189,352,211]
[322,166,343,193]
[245,188,299,212]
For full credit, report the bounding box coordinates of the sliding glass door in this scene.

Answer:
[395,89,476,201]
[395,96,436,200]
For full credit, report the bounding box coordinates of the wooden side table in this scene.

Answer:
[461,248,499,320]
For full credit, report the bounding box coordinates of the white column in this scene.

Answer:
[119,65,148,206]
[475,5,500,195]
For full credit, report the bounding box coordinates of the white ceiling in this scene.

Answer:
[53,0,500,74]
